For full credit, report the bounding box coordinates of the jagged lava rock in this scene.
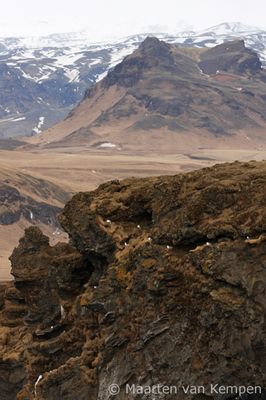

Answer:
[0,161,265,399]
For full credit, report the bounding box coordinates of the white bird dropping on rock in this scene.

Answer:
[34,375,43,396]
[60,305,65,319]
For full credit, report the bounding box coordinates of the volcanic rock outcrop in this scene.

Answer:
[0,161,265,399]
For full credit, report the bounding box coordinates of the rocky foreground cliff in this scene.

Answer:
[0,161,265,400]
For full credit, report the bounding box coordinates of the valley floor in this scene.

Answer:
[1,147,266,281]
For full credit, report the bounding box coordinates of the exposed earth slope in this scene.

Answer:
[0,168,69,279]
[29,38,266,152]
[0,160,265,399]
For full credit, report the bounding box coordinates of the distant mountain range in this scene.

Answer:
[0,22,266,138]
[25,36,266,153]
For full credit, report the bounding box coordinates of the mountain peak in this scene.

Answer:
[103,36,173,88]
[54,37,266,153]
[140,35,160,46]
[199,39,262,75]
[2,23,266,139]
[202,21,261,35]
[138,35,172,58]
[139,36,168,49]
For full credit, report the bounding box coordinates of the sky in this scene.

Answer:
[0,0,265,39]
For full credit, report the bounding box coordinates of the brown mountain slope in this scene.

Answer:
[27,37,266,152]
[0,168,69,279]
[0,160,265,398]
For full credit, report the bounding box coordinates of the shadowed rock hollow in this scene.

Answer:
[0,161,266,399]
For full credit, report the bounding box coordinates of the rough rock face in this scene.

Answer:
[0,161,266,399]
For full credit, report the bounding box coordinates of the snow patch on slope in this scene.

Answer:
[12,117,26,122]
[99,142,117,148]
[33,117,45,134]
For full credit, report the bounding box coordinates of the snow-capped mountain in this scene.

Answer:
[0,22,265,138]
[201,22,260,35]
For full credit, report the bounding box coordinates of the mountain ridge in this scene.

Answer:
[0,22,266,138]
[26,38,266,153]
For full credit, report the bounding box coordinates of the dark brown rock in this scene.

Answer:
[0,161,265,399]
[10,227,90,328]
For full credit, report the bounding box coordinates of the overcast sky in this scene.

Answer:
[0,0,265,39]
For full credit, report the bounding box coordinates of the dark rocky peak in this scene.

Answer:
[138,36,172,58]
[209,39,246,53]
[199,39,262,75]
[104,36,174,88]
[13,226,50,254]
